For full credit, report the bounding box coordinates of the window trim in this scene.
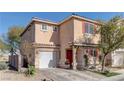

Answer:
[53,26,58,32]
[41,24,48,32]
[85,23,95,34]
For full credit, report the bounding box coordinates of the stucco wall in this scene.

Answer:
[35,22,60,45]
[21,23,35,66]
[73,18,100,44]
[73,18,100,66]
[21,22,60,68]
[59,18,100,67]
[59,18,74,66]
[74,19,84,41]
[21,24,35,43]
[21,17,100,69]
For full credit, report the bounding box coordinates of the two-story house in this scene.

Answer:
[20,14,101,69]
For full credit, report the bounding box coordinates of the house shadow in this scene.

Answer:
[48,53,57,68]
[48,60,55,68]
[49,31,60,46]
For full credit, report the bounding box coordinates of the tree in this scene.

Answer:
[4,26,24,54]
[0,38,9,54]
[0,38,5,52]
[98,16,124,71]
[74,30,98,67]
[20,41,33,65]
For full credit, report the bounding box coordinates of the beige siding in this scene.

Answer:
[34,22,60,68]
[59,18,74,65]
[73,19,100,66]
[21,24,35,43]
[21,17,100,69]
[21,24,35,66]
[74,19,84,41]
[59,18,100,66]
[74,18,100,44]
[35,22,60,45]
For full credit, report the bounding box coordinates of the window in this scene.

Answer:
[90,49,97,57]
[86,49,98,57]
[90,49,94,56]
[94,50,97,57]
[53,26,58,32]
[41,24,48,31]
[90,24,94,33]
[85,23,95,34]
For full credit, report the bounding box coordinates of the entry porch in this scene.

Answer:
[66,42,100,70]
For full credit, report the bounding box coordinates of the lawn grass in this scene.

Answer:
[95,71,120,77]
[100,72,120,77]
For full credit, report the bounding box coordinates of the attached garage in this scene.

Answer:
[112,49,124,67]
[39,51,58,68]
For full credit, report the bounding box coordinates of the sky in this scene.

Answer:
[0,12,124,35]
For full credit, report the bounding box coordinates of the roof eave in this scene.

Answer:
[58,15,101,25]
[20,20,34,37]
[32,18,58,25]
[20,15,101,37]
[20,18,58,37]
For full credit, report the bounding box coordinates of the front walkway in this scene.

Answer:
[0,68,105,81]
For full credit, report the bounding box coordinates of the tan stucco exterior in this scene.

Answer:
[59,18,74,66]
[34,21,60,45]
[21,23,35,43]
[73,18,100,44]
[33,21,60,68]
[20,15,100,69]
[59,18,100,68]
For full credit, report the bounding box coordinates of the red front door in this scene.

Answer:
[66,49,73,64]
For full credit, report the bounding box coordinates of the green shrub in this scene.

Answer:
[25,64,36,76]
[0,62,8,70]
[102,72,120,77]
[83,55,88,67]
[94,70,120,77]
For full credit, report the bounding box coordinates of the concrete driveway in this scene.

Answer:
[0,68,105,81]
[40,68,105,81]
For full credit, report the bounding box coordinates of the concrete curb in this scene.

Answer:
[101,73,124,81]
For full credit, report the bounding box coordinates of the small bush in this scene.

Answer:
[0,62,8,70]
[94,70,120,77]
[83,55,88,67]
[101,72,120,77]
[25,64,36,76]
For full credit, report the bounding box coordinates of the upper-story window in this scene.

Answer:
[53,26,58,32]
[41,24,48,31]
[85,23,95,34]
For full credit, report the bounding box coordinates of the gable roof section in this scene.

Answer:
[32,17,58,25]
[20,17,58,36]
[58,15,100,25]
[20,15,100,37]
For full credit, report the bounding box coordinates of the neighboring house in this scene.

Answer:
[112,49,124,67]
[0,55,8,62]
[20,14,101,69]
[0,50,9,62]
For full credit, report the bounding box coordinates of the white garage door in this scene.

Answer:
[39,52,57,68]
[113,51,124,67]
